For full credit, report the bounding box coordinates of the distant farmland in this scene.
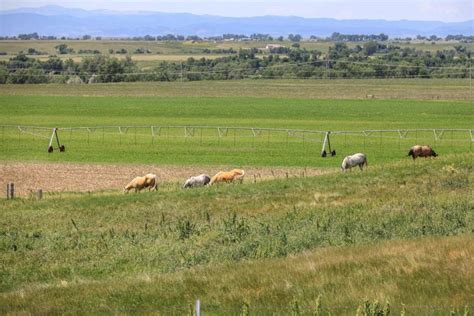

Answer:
[1,39,472,67]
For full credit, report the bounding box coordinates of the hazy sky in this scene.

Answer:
[1,0,473,22]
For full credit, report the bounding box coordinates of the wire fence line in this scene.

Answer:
[1,125,472,156]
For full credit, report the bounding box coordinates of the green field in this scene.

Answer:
[1,79,473,314]
[0,80,472,167]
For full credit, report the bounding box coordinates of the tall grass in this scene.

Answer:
[0,155,472,313]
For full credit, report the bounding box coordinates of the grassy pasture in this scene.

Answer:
[0,93,472,166]
[0,155,472,313]
[1,79,472,313]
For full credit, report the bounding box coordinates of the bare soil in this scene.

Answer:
[1,161,333,196]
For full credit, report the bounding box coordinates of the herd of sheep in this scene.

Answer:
[124,168,245,193]
[123,145,437,193]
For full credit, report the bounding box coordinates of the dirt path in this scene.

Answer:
[1,161,333,196]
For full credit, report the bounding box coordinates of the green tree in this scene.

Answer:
[364,41,378,56]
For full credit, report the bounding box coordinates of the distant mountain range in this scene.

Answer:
[0,5,472,38]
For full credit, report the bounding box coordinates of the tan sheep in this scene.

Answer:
[124,173,158,193]
[209,169,245,185]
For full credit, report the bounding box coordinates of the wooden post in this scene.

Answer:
[7,182,14,199]
[195,299,201,316]
[36,189,43,200]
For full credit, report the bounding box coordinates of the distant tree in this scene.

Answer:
[144,35,155,41]
[288,34,302,42]
[42,56,64,72]
[0,65,7,84]
[82,35,92,40]
[18,32,39,40]
[277,36,284,41]
[186,35,202,41]
[55,44,74,54]
[364,41,378,56]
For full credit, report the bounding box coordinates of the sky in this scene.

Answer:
[0,0,473,22]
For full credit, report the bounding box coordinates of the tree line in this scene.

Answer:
[0,42,470,84]
[1,32,473,43]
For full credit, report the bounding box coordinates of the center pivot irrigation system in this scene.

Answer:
[47,128,65,153]
[3,125,473,155]
[43,127,337,157]
[321,131,336,157]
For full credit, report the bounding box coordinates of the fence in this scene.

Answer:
[1,125,472,165]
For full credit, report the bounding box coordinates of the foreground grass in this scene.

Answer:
[2,236,471,315]
[1,155,472,313]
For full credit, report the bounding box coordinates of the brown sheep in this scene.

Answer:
[124,173,158,193]
[209,169,245,185]
[408,145,438,160]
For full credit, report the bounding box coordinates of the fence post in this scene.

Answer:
[363,134,366,152]
[6,183,14,199]
[195,299,201,316]
[379,131,382,148]
[36,189,43,200]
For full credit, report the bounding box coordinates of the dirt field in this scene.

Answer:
[1,161,333,197]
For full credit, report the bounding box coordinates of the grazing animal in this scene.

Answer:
[183,174,211,188]
[209,169,245,185]
[341,153,368,172]
[408,145,438,160]
[124,173,158,193]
